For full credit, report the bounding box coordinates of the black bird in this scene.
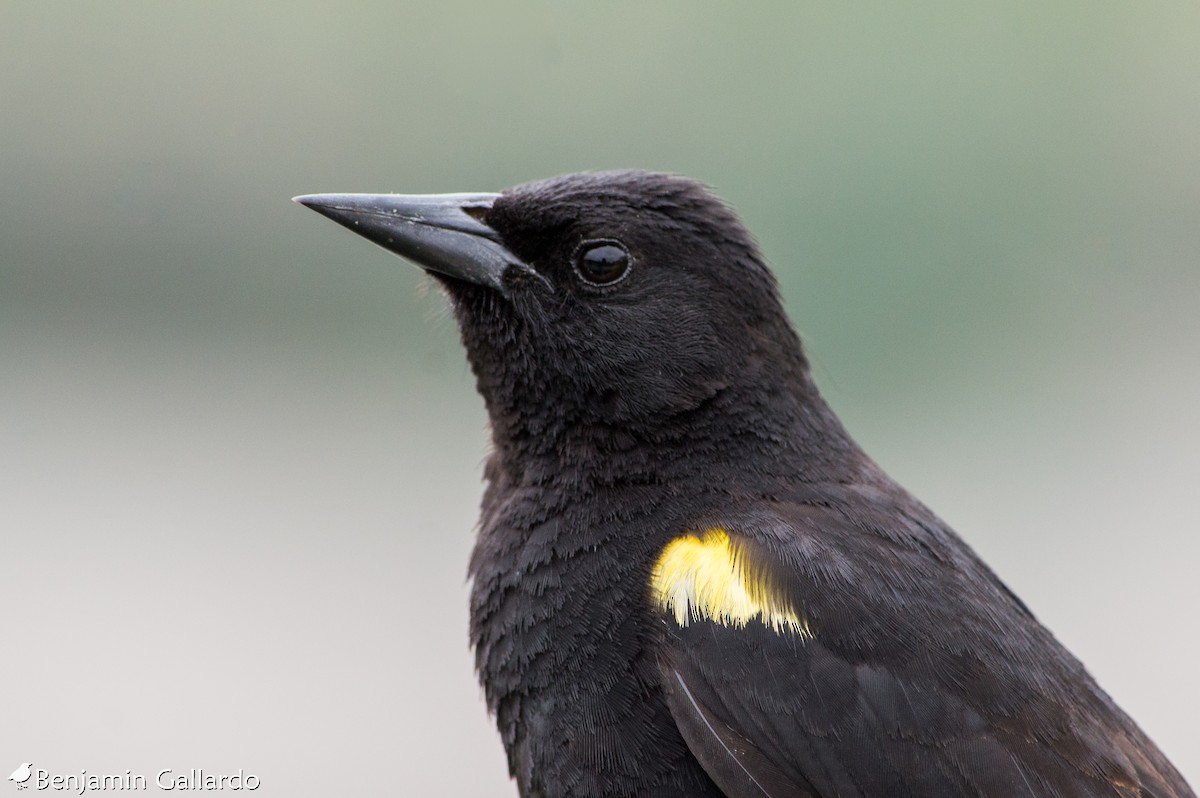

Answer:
[295,172,1192,798]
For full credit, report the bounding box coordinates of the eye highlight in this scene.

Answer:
[574,241,631,286]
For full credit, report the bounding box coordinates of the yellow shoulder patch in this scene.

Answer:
[650,528,812,637]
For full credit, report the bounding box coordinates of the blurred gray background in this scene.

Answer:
[2,3,1197,795]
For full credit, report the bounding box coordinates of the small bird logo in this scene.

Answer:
[7,763,31,790]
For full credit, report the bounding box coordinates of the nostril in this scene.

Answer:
[463,205,491,224]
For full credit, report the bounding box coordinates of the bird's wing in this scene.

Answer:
[648,499,1191,798]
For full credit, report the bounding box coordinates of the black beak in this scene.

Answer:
[292,192,530,292]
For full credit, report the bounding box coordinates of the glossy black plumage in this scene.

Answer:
[296,172,1193,798]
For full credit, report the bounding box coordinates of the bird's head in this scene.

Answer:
[296,172,824,463]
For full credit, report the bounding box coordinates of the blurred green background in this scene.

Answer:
[2,3,1197,794]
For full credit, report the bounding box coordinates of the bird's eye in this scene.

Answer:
[574,241,631,286]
